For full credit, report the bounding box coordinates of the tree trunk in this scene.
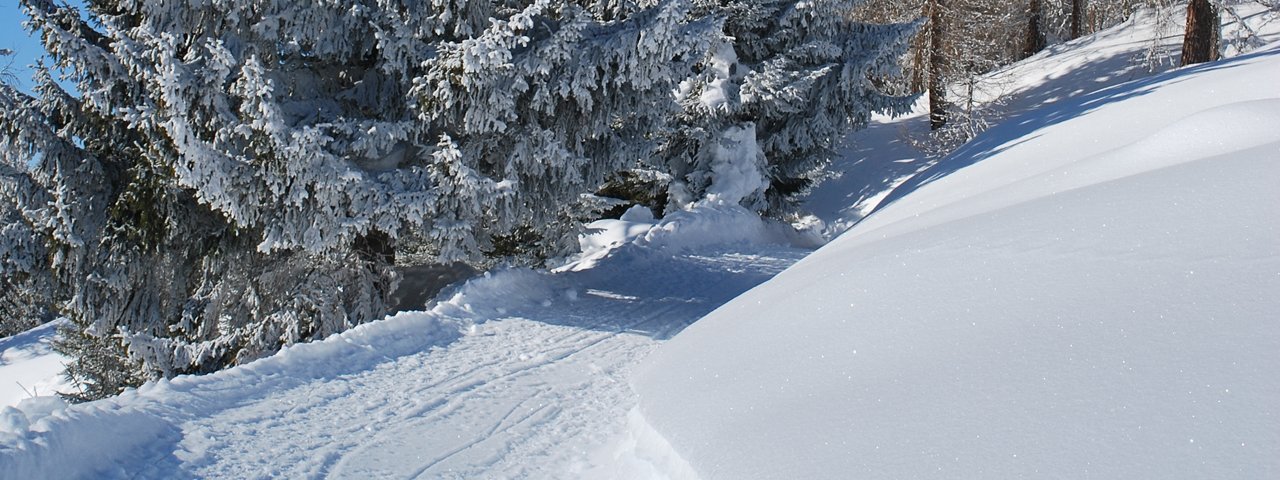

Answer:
[1070,0,1085,39]
[910,26,929,93]
[1024,0,1046,58]
[1181,0,1220,66]
[928,0,948,130]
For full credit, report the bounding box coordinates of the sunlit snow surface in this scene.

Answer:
[0,321,71,409]
[2,6,1279,479]
[634,40,1280,480]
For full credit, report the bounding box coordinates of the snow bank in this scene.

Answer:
[0,307,468,477]
[633,38,1280,480]
[577,408,700,480]
[1,401,178,479]
[568,202,816,272]
[0,171,815,478]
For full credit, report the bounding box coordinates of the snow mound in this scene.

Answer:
[1087,98,1280,172]
[568,202,815,272]
[632,35,1280,480]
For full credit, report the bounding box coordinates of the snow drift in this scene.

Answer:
[633,40,1280,480]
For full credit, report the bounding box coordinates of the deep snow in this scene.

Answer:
[2,4,1278,479]
[634,30,1280,480]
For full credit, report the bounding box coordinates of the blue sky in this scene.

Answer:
[2,0,45,90]
[2,0,83,92]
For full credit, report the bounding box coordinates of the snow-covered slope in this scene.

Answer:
[633,39,1280,480]
[804,3,1280,235]
[0,321,71,409]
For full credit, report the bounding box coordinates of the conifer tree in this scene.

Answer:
[662,0,919,214]
[1,0,716,399]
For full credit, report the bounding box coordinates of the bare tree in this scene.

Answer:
[0,49,16,84]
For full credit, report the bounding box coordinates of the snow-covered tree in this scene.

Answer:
[0,157,56,337]
[1,48,54,336]
[415,0,719,261]
[2,0,716,400]
[660,0,919,215]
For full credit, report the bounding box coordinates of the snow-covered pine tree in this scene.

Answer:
[0,110,56,337]
[415,0,719,261]
[660,0,918,214]
[1,51,54,337]
[1,0,715,400]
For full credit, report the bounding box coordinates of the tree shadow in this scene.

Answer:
[873,43,1280,212]
[428,245,810,342]
[806,115,937,233]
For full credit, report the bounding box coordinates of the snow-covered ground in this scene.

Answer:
[2,5,1279,478]
[805,2,1280,235]
[0,320,72,409]
[634,20,1280,480]
[0,203,812,478]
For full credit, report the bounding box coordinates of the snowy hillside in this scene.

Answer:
[804,3,1280,234]
[632,37,1280,480]
[2,5,1279,479]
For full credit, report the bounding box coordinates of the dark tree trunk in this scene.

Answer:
[928,0,948,130]
[1070,0,1085,39]
[1024,0,1046,58]
[1181,0,1220,66]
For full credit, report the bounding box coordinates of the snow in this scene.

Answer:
[703,124,768,207]
[801,112,932,236]
[804,1,1280,237]
[633,36,1280,480]
[0,204,810,478]
[698,43,739,112]
[572,203,815,273]
[3,5,1279,478]
[0,320,72,409]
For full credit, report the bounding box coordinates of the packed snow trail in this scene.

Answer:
[0,209,810,478]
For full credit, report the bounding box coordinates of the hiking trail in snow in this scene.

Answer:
[1,207,810,479]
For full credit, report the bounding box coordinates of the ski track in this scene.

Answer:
[101,246,808,479]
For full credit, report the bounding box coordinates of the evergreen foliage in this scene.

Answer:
[1,0,916,399]
[661,0,918,214]
[0,0,718,399]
